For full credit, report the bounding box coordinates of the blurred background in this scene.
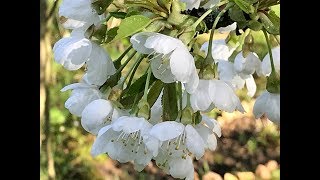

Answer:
[40,0,280,179]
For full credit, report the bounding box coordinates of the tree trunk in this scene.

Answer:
[40,0,56,179]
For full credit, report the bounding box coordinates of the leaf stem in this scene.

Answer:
[143,66,152,100]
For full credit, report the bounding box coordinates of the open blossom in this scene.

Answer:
[130,32,199,93]
[60,79,103,117]
[201,22,238,61]
[258,46,280,77]
[149,116,221,179]
[91,116,157,171]
[81,99,127,135]
[53,30,92,70]
[253,91,280,124]
[53,30,116,84]
[190,79,245,112]
[59,0,100,29]
[218,52,261,97]
[180,0,220,10]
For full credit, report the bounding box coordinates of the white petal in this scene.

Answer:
[151,56,176,83]
[185,68,200,94]
[195,124,217,151]
[90,125,113,156]
[185,125,205,160]
[144,33,181,54]
[190,80,212,111]
[253,91,270,118]
[217,22,237,33]
[245,75,257,97]
[60,82,94,92]
[149,121,184,141]
[149,91,163,125]
[85,43,116,86]
[201,115,221,137]
[201,40,235,61]
[261,46,280,76]
[64,87,102,117]
[170,47,193,83]
[218,61,236,82]
[53,35,92,70]
[209,80,245,113]
[111,116,147,134]
[265,92,280,124]
[130,32,156,54]
[169,156,194,179]
[81,99,113,135]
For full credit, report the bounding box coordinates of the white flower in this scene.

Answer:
[218,52,261,97]
[81,99,126,135]
[59,0,100,29]
[190,79,245,112]
[149,91,163,125]
[130,32,199,93]
[84,43,116,86]
[150,117,220,180]
[200,23,238,61]
[258,46,280,77]
[91,116,156,171]
[180,0,220,10]
[253,91,280,124]
[61,80,103,117]
[53,30,92,70]
[53,31,115,82]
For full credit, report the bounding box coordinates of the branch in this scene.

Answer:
[45,0,60,22]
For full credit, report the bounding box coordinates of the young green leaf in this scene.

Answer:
[105,27,119,43]
[113,15,151,41]
[147,80,164,107]
[234,0,255,14]
[162,83,178,121]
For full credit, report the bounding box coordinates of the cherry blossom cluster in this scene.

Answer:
[52,0,280,179]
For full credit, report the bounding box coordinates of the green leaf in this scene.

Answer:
[109,12,127,19]
[105,27,119,43]
[147,80,164,107]
[248,19,263,31]
[113,15,151,41]
[124,73,156,98]
[228,5,247,22]
[92,0,114,15]
[234,0,255,14]
[258,11,280,35]
[162,83,178,120]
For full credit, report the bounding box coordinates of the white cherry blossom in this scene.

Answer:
[253,91,280,124]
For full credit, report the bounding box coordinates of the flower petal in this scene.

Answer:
[149,121,184,142]
[81,99,114,135]
[245,75,257,97]
[144,33,181,54]
[130,32,156,54]
[185,125,205,160]
[217,22,237,33]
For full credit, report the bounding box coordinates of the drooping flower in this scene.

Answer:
[60,79,103,117]
[84,43,116,86]
[258,46,280,77]
[53,31,116,84]
[53,30,92,70]
[81,99,127,135]
[200,22,238,61]
[149,115,221,180]
[218,51,261,97]
[190,79,245,112]
[91,116,157,171]
[253,91,280,124]
[130,32,199,93]
[59,0,100,29]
